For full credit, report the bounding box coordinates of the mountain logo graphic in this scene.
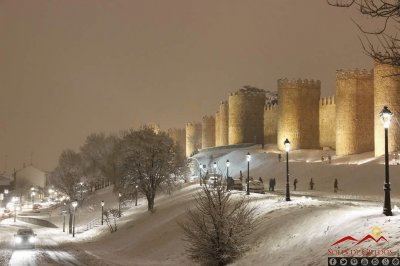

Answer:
[331,227,388,246]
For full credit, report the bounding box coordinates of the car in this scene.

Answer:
[14,228,37,249]
[206,174,222,188]
[32,204,41,213]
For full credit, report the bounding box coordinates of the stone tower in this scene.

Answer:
[202,115,215,148]
[215,111,221,146]
[319,96,336,149]
[374,63,400,156]
[167,128,186,155]
[219,101,229,146]
[264,104,278,144]
[185,122,202,157]
[335,69,374,156]
[277,79,320,150]
[228,86,266,145]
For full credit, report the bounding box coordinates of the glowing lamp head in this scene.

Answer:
[101,200,104,207]
[246,152,251,162]
[31,191,35,196]
[72,201,78,208]
[380,106,393,129]
[119,193,122,198]
[4,189,8,194]
[226,160,230,167]
[284,138,291,152]
[213,162,217,169]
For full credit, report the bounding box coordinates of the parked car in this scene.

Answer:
[32,204,42,213]
[14,228,37,249]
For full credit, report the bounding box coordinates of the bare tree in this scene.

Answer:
[328,0,400,66]
[49,150,82,199]
[179,185,258,266]
[119,126,187,212]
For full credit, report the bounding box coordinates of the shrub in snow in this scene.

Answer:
[179,185,257,266]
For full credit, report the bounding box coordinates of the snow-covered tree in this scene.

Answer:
[119,126,187,212]
[49,150,83,199]
[328,0,400,66]
[179,185,258,266]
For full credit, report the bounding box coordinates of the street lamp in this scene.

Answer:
[246,152,251,195]
[284,138,291,201]
[101,200,104,225]
[31,191,36,205]
[118,193,122,217]
[72,200,78,237]
[135,185,138,206]
[380,106,393,216]
[226,160,230,191]
[4,189,8,195]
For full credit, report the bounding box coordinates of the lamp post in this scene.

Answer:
[62,208,66,233]
[213,162,217,188]
[31,191,36,205]
[226,160,230,191]
[284,138,291,201]
[135,185,138,206]
[380,106,393,216]
[246,152,251,195]
[101,200,104,225]
[72,200,78,237]
[118,193,122,217]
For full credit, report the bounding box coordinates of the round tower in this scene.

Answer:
[374,63,400,156]
[277,79,321,150]
[228,86,266,145]
[186,122,202,157]
[201,115,215,148]
[336,69,374,155]
[219,101,229,146]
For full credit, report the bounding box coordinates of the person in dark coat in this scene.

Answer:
[334,178,338,193]
[271,178,276,191]
[309,178,314,190]
[268,178,272,191]
[293,178,298,191]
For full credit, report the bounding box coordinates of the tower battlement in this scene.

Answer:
[336,69,373,80]
[278,78,321,89]
[319,96,335,106]
[230,85,266,97]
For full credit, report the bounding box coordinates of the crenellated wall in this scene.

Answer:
[319,96,336,149]
[186,122,202,157]
[277,78,321,150]
[374,63,400,156]
[219,101,229,146]
[335,69,374,155]
[264,104,278,144]
[228,86,266,145]
[202,115,215,148]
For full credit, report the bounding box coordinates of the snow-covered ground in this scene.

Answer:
[2,145,400,266]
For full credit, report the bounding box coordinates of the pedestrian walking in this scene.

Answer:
[268,178,272,191]
[293,178,298,191]
[309,178,314,190]
[272,178,276,191]
[334,178,338,193]
[278,154,282,162]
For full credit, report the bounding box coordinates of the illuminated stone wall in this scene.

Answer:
[185,122,202,157]
[202,115,215,148]
[219,101,229,146]
[374,63,400,156]
[277,79,320,150]
[319,96,336,149]
[167,127,186,155]
[264,104,278,144]
[228,86,266,145]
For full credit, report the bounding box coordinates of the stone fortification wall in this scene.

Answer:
[167,128,186,155]
[374,63,400,156]
[215,111,221,146]
[264,104,278,144]
[277,78,321,150]
[202,115,216,148]
[228,86,266,145]
[219,101,229,146]
[319,96,336,149]
[336,69,374,155]
[185,122,202,157]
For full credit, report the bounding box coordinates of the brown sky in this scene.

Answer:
[0,0,371,172]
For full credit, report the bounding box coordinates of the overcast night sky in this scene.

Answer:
[0,0,372,172]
